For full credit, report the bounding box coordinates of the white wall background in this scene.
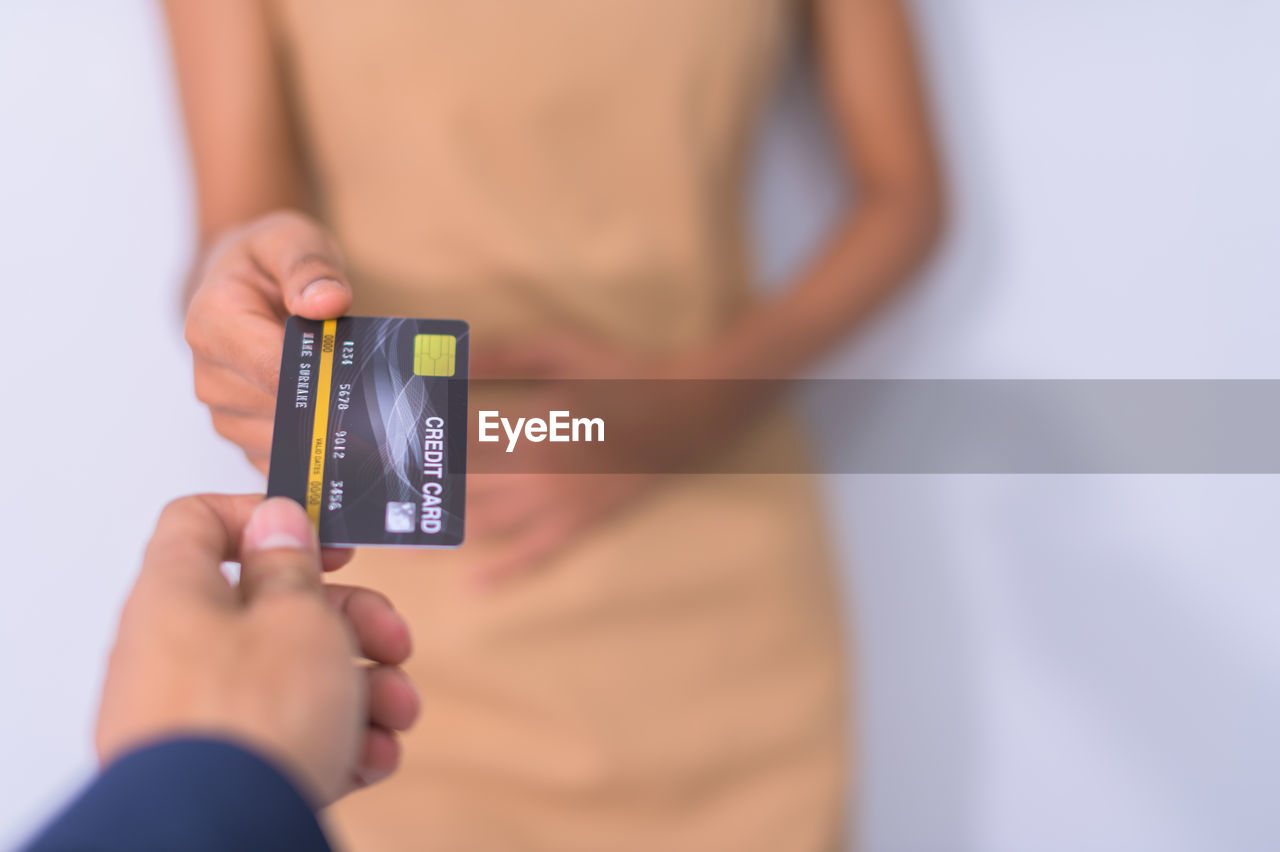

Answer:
[1,1,1277,850]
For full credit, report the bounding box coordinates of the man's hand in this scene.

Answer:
[96,495,419,806]
[185,212,352,472]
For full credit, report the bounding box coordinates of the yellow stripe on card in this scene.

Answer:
[305,319,337,525]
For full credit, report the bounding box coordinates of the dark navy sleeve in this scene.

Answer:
[22,737,332,852]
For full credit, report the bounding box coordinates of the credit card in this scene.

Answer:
[267,316,469,547]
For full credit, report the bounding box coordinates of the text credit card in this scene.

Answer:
[267,316,469,547]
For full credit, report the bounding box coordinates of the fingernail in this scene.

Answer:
[301,277,345,305]
[245,497,316,552]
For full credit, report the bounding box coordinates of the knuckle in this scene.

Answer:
[157,495,201,527]
[209,412,234,440]
[183,294,230,358]
[192,370,216,406]
[182,309,203,351]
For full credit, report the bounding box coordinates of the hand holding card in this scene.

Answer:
[185,212,353,473]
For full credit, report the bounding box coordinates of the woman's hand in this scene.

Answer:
[185,211,352,473]
[467,336,758,587]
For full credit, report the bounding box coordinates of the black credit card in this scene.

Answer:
[267,316,468,547]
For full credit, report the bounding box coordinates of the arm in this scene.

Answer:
[462,0,944,583]
[705,0,945,377]
[23,739,330,852]
[164,1,352,471]
[162,0,309,247]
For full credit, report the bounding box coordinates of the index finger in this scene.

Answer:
[186,297,286,395]
[136,493,265,604]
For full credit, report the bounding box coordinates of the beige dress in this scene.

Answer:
[267,1,847,849]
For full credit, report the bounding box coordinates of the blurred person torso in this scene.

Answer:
[267,1,846,849]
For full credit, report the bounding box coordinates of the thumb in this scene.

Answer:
[250,213,354,320]
[239,497,324,602]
